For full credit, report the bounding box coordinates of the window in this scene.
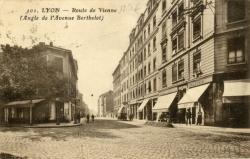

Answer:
[144,30,147,40]
[152,0,156,6]
[162,45,167,63]
[228,37,245,64]
[193,52,201,73]
[153,78,157,92]
[178,2,184,20]
[162,0,166,12]
[148,43,151,56]
[193,17,201,40]
[228,0,245,23]
[48,55,63,73]
[153,16,157,29]
[141,52,143,63]
[144,83,147,94]
[141,85,143,96]
[162,21,167,39]
[153,58,156,71]
[153,37,157,51]
[162,70,167,87]
[148,62,151,74]
[178,32,184,50]
[193,0,202,6]
[144,66,147,76]
[148,81,152,93]
[148,5,151,15]
[178,60,184,80]
[144,48,147,61]
[172,37,177,54]
[172,10,177,27]
[172,63,177,82]
[148,24,151,36]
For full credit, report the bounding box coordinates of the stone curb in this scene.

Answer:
[24,123,82,128]
[172,124,250,134]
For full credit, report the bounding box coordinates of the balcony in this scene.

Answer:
[190,0,205,18]
[171,18,186,35]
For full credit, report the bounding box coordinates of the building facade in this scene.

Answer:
[1,42,79,124]
[112,64,121,117]
[98,90,114,117]
[113,0,250,127]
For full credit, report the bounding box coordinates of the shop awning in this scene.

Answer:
[223,79,250,97]
[137,99,149,112]
[117,106,125,114]
[178,83,210,109]
[5,99,45,107]
[152,92,177,112]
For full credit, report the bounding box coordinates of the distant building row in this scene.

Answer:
[112,0,250,127]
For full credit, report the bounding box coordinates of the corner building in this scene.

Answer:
[113,0,250,127]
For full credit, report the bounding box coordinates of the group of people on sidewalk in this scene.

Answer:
[185,108,202,126]
[86,114,95,123]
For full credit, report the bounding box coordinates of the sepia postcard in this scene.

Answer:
[0,0,249,158]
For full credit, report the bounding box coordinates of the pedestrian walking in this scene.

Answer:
[91,114,95,122]
[197,111,202,125]
[86,114,90,123]
[77,112,81,123]
[186,109,192,125]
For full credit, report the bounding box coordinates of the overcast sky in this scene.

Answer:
[0,0,148,113]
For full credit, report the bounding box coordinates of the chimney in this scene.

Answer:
[50,42,53,46]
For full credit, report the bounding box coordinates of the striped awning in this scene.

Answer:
[137,99,149,112]
[118,106,125,114]
[178,84,210,109]
[223,79,250,97]
[152,92,177,112]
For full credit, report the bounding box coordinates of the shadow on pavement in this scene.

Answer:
[0,152,27,159]
[178,129,250,143]
[0,119,140,141]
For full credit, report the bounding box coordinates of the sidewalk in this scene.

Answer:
[173,123,250,134]
[24,121,82,128]
[0,120,83,128]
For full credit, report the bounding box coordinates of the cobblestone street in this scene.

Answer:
[0,119,250,159]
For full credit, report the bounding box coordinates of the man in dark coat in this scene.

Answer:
[186,109,192,125]
[86,114,90,123]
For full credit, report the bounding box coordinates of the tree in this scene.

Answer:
[0,44,70,102]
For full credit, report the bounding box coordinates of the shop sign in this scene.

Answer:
[189,76,212,88]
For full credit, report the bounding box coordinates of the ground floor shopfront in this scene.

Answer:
[125,75,250,127]
[137,98,157,121]
[0,99,77,125]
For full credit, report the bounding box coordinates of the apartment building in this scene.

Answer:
[2,42,79,124]
[98,90,114,117]
[112,64,121,117]
[113,0,250,127]
[214,0,250,127]
[155,0,215,125]
[118,51,130,117]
